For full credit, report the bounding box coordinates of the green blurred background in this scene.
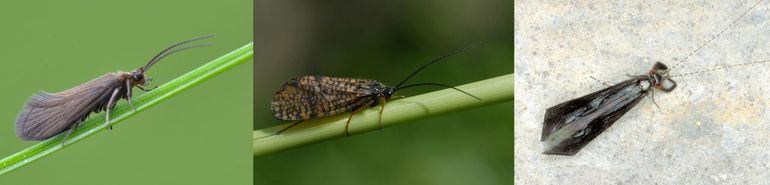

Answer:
[0,0,251,184]
[254,0,512,184]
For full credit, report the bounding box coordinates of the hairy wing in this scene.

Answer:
[16,73,125,140]
[270,76,378,120]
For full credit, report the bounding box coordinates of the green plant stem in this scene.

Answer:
[0,42,253,175]
[253,73,513,157]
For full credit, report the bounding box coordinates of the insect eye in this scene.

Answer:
[384,87,395,96]
[132,72,144,80]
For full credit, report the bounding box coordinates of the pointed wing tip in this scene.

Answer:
[541,106,564,142]
[541,139,580,156]
[540,126,550,141]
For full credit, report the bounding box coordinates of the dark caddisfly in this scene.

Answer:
[542,63,675,155]
[271,45,482,136]
[541,0,765,155]
[15,35,214,142]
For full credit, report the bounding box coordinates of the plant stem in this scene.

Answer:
[253,73,513,157]
[0,42,253,175]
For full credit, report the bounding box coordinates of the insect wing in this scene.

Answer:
[541,78,648,155]
[16,73,124,140]
[270,76,376,121]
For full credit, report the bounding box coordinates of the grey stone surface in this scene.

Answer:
[515,0,770,184]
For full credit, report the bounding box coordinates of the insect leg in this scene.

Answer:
[345,100,375,136]
[126,80,137,112]
[276,121,303,134]
[378,97,387,130]
[137,85,158,92]
[649,87,660,109]
[60,121,82,147]
[105,88,121,130]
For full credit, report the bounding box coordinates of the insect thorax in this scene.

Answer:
[365,80,393,97]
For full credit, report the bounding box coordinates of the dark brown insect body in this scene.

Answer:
[541,62,675,155]
[271,45,482,135]
[16,73,134,140]
[539,0,766,155]
[15,35,214,141]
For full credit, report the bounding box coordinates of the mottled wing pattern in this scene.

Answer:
[271,75,379,121]
[16,73,127,140]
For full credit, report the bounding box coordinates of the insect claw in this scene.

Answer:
[105,110,111,130]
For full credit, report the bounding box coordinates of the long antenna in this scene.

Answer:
[672,59,770,77]
[394,42,482,89]
[669,0,762,70]
[143,34,215,71]
[396,82,482,100]
[149,43,214,65]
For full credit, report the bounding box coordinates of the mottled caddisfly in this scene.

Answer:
[271,45,481,136]
[541,0,768,155]
[16,35,214,142]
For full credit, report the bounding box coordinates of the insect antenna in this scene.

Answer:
[394,42,482,88]
[671,59,770,78]
[669,0,763,70]
[391,42,482,100]
[150,43,215,66]
[396,83,481,100]
[143,34,216,71]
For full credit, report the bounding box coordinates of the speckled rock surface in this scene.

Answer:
[515,0,770,184]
